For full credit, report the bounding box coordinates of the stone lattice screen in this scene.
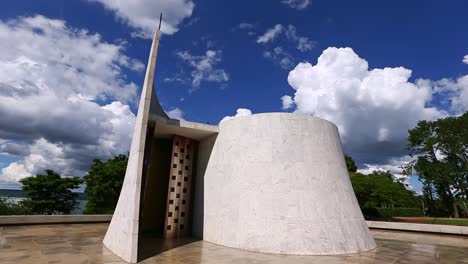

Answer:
[164,135,195,238]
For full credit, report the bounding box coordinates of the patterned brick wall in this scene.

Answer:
[164,135,195,238]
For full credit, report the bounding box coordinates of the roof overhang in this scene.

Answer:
[150,115,219,141]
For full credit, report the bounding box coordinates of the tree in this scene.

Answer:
[405,112,468,218]
[83,154,128,214]
[351,171,418,209]
[345,154,358,173]
[20,170,83,215]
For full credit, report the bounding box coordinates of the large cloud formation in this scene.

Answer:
[90,0,195,38]
[0,15,139,183]
[283,47,467,167]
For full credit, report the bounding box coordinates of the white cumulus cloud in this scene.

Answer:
[176,50,229,88]
[90,0,194,38]
[263,47,295,69]
[285,25,315,52]
[281,95,294,110]
[358,155,415,191]
[166,108,185,121]
[256,24,314,69]
[463,55,468,64]
[0,15,138,184]
[425,76,468,114]
[1,101,135,181]
[283,47,452,166]
[257,24,284,44]
[221,108,253,123]
[257,24,313,51]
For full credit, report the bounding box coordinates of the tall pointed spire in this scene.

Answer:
[103,16,165,263]
[149,14,169,119]
[158,13,162,31]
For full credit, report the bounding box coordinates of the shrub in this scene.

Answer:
[362,207,380,219]
[0,197,32,215]
[362,207,424,220]
[388,207,424,217]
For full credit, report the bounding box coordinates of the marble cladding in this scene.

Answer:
[203,113,376,255]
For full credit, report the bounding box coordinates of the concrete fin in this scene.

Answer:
[103,28,163,263]
[150,88,169,119]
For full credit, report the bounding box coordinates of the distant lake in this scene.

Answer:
[0,189,88,215]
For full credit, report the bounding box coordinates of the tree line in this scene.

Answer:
[0,155,128,215]
[348,112,467,219]
[1,112,466,217]
[345,156,423,219]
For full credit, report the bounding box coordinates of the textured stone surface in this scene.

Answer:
[1,223,468,264]
[203,113,376,255]
[192,134,218,238]
[103,29,162,263]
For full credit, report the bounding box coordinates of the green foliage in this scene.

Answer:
[405,112,468,218]
[345,154,357,173]
[361,207,423,219]
[0,197,32,215]
[377,208,423,218]
[360,207,380,219]
[351,171,419,209]
[83,154,128,214]
[345,154,422,219]
[19,170,83,215]
[418,218,468,226]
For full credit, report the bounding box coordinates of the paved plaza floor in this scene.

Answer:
[0,223,467,263]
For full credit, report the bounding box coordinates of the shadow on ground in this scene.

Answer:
[138,234,200,262]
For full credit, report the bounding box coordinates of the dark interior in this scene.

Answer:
[137,136,201,262]
[139,138,172,236]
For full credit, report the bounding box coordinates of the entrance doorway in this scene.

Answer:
[137,135,199,261]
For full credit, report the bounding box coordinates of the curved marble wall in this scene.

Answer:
[203,113,376,255]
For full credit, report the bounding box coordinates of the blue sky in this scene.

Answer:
[0,0,467,191]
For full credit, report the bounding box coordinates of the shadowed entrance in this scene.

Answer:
[137,133,201,262]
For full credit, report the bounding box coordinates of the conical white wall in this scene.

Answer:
[203,113,376,254]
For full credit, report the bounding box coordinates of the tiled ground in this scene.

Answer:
[0,223,467,264]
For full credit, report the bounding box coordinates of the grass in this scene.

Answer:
[416,218,468,226]
[391,216,468,226]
